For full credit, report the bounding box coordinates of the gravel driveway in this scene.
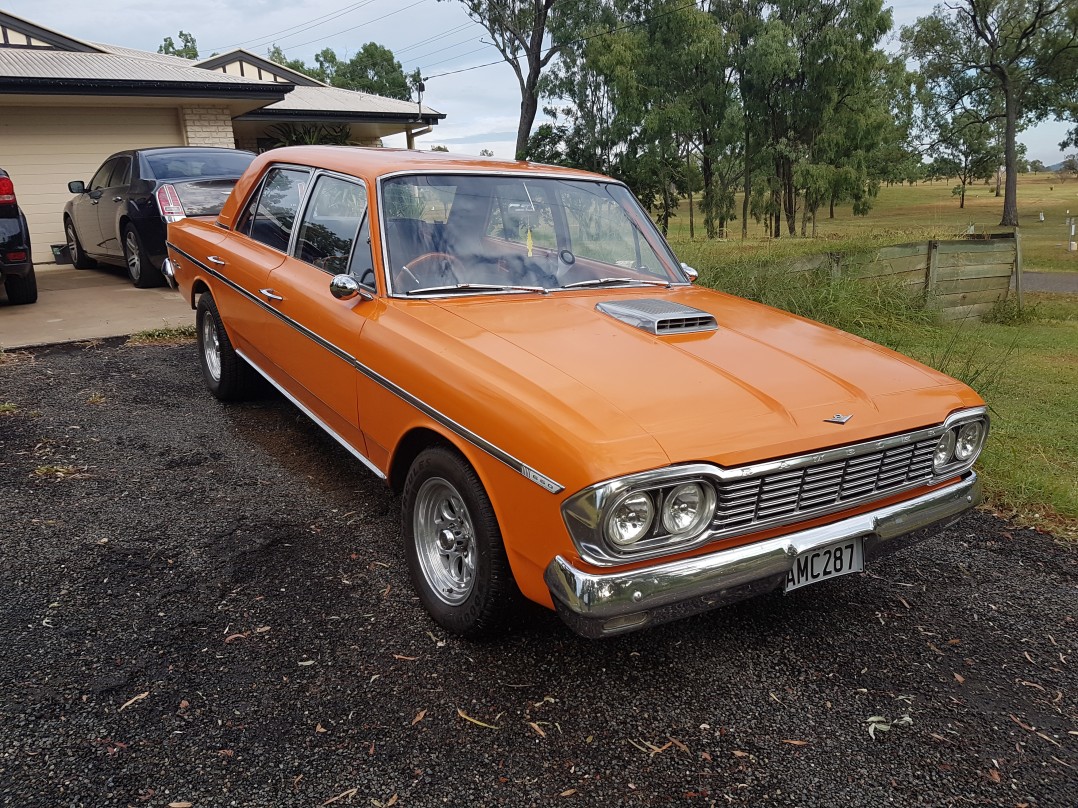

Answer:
[1,340,1075,808]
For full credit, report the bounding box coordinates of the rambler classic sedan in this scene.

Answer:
[165,146,988,639]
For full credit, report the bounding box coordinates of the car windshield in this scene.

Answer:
[145,151,254,181]
[380,174,686,295]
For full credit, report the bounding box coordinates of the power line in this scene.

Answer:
[418,43,499,72]
[406,35,491,66]
[394,22,476,55]
[206,0,377,52]
[422,0,699,81]
[280,0,430,53]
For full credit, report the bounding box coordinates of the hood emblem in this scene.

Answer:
[824,413,853,424]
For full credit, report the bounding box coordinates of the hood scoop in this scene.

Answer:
[596,298,718,335]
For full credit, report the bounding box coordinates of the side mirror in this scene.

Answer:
[680,262,699,283]
[330,274,373,301]
[68,180,86,194]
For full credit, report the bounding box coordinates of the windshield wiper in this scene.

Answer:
[559,277,671,289]
[405,283,549,296]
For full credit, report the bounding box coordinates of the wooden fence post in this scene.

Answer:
[926,240,939,306]
[1013,227,1023,312]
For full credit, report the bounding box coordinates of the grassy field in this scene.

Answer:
[665,173,1078,273]
[663,177,1078,538]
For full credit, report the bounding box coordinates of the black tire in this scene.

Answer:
[64,218,96,269]
[195,292,258,402]
[4,266,37,305]
[123,224,165,288]
[402,445,522,638]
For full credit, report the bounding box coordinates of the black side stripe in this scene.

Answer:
[168,243,565,494]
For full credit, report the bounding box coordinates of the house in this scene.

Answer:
[0,11,444,260]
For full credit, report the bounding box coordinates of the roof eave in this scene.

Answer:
[236,109,445,124]
[0,76,293,99]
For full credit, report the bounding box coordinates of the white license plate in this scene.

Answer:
[784,537,864,592]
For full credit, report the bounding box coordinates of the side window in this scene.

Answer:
[293,175,367,275]
[107,157,131,188]
[89,160,116,191]
[240,167,310,252]
[349,213,376,288]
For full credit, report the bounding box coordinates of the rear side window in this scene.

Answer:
[238,167,310,252]
[107,157,131,188]
[294,175,368,274]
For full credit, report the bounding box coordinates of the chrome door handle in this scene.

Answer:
[207,256,226,265]
[112,196,123,202]
[259,288,284,301]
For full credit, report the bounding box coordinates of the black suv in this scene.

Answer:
[64,147,255,288]
[0,168,37,305]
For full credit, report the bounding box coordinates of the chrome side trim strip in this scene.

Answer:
[236,348,386,480]
[169,244,564,494]
[546,472,980,638]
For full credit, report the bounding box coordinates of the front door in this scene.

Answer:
[262,172,376,454]
[96,155,132,258]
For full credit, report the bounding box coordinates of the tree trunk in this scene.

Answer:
[960,182,966,209]
[688,184,695,240]
[515,77,539,159]
[1000,84,1019,226]
[701,150,715,239]
[742,120,750,240]
[829,194,836,219]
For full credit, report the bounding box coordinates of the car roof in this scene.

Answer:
[218,145,613,230]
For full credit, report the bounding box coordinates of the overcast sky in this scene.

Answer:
[3,0,1073,163]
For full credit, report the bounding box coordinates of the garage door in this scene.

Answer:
[0,106,185,261]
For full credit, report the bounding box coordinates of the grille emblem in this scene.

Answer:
[825,413,853,424]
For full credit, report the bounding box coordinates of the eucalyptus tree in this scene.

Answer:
[902,1,1078,226]
[930,110,1001,208]
[451,0,599,158]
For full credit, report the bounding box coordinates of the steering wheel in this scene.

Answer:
[395,252,463,291]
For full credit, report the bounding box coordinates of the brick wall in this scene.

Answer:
[180,106,236,148]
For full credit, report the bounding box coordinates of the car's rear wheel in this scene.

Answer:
[4,266,37,305]
[196,292,258,402]
[65,219,96,269]
[123,225,165,288]
[403,446,521,638]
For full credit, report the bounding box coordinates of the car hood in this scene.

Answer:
[419,286,981,472]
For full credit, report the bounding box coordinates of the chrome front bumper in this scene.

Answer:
[161,256,177,290]
[545,473,981,638]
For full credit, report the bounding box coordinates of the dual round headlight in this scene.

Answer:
[604,482,715,549]
[933,419,986,471]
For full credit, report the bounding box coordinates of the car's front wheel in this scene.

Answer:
[65,219,96,269]
[403,446,522,638]
[123,225,165,288]
[196,292,258,402]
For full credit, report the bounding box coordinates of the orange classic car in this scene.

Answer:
[164,146,988,638]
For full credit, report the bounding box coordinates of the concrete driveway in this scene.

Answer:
[0,263,192,349]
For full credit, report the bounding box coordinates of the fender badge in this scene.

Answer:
[824,413,853,424]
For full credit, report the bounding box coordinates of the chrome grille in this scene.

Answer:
[713,437,938,533]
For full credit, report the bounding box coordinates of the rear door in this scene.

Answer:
[212,166,309,369]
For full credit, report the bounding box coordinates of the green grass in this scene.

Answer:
[666,173,1078,273]
[125,325,196,345]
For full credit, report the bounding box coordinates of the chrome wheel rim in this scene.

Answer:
[125,231,141,281]
[414,477,476,605]
[201,311,222,381]
[66,226,77,260]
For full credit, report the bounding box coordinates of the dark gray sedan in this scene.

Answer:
[64,147,254,288]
